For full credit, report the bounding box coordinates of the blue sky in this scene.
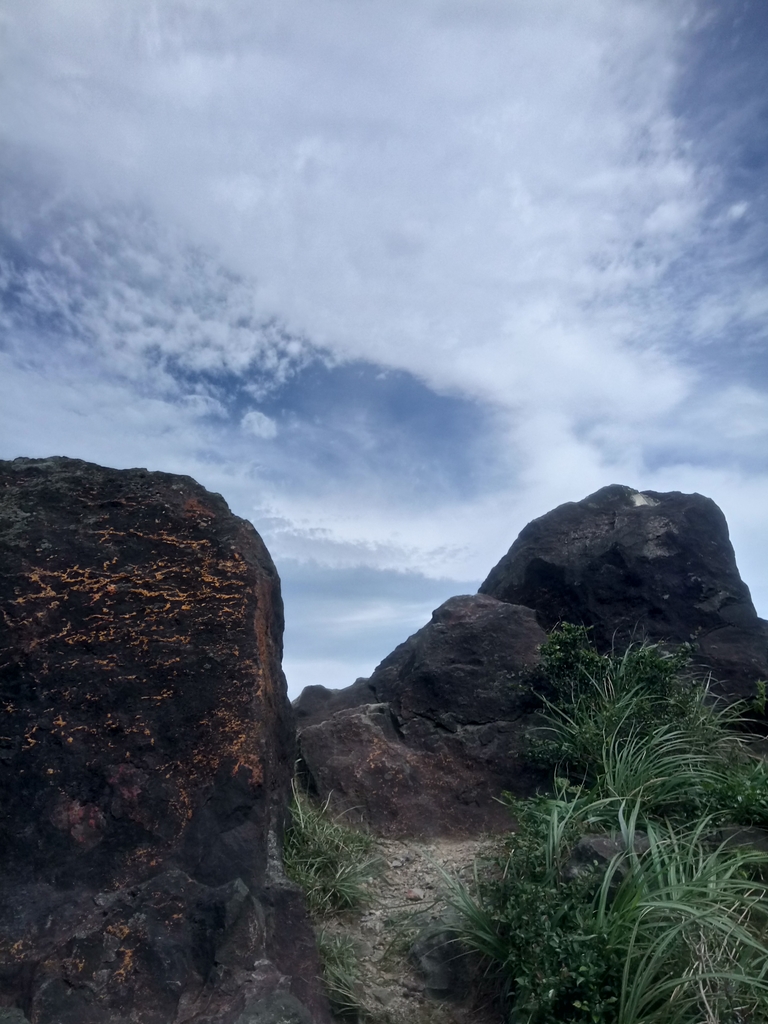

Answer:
[1,0,767,697]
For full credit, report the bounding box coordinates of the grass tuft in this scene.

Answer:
[283,780,380,918]
[531,626,749,822]
[446,796,768,1024]
[316,931,365,1020]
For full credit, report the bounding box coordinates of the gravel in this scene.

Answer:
[319,834,501,1024]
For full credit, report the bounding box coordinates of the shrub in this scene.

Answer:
[446,793,622,1024]
[531,626,745,820]
[446,624,768,1024]
[447,795,768,1024]
[539,624,693,703]
[707,757,768,829]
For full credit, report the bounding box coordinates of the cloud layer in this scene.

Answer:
[2,0,768,692]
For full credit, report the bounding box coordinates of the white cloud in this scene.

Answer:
[1,2,699,411]
[0,169,323,420]
[241,409,277,439]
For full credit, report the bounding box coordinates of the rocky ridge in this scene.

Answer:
[297,596,548,836]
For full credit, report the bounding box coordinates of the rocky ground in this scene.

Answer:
[318,834,504,1024]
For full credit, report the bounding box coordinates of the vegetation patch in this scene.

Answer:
[284,781,382,1019]
[316,930,366,1020]
[284,781,380,918]
[447,625,768,1024]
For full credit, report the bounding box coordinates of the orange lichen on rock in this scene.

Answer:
[0,457,325,1024]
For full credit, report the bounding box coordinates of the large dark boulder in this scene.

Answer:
[0,458,330,1024]
[480,485,768,700]
[295,595,548,835]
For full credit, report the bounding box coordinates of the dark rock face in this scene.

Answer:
[295,595,548,835]
[409,925,470,1000]
[0,458,329,1024]
[480,485,768,699]
[295,484,768,836]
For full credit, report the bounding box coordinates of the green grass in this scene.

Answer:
[283,781,381,917]
[283,782,382,1020]
[532,626,740,769]
[530,625,755,823]
[316,931,365,1020]
[444,624,768,1024]
[446,795,768,1024]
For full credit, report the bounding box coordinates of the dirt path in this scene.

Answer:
[319,834,502,1024]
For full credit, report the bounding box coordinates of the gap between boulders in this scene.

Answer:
[318,833,499,1024]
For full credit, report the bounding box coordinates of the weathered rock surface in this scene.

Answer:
[0,457,329,1024]
[295,595,549,835]
[409,925,470,1000]
[480,484,768,699]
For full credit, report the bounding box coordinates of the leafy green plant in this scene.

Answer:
[446,795,768,1024]
[444,624,768,1024]
[538,625,690,705]
[283,781,380,917]
[530,627,746,819]
[444,792,623,1024]
[707,757,768,828]
[536,623,607,703]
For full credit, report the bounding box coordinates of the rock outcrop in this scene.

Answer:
[0,458,330,1024]
[295,595,548,835]
[295,485,768,837]
[480,484,768,699]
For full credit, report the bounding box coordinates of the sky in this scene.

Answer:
[1,0,767,698]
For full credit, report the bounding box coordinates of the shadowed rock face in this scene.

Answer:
[0,458,329,1024]
[295,595,549,835]
[480,485,768,700]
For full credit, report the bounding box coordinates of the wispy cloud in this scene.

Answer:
[0,164,317,393]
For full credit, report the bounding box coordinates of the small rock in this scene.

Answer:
[410,925,471,1000]
[354,938,374,959]
[371,985,396,1007]
[405,887,425,901]
[563,832,650,884]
